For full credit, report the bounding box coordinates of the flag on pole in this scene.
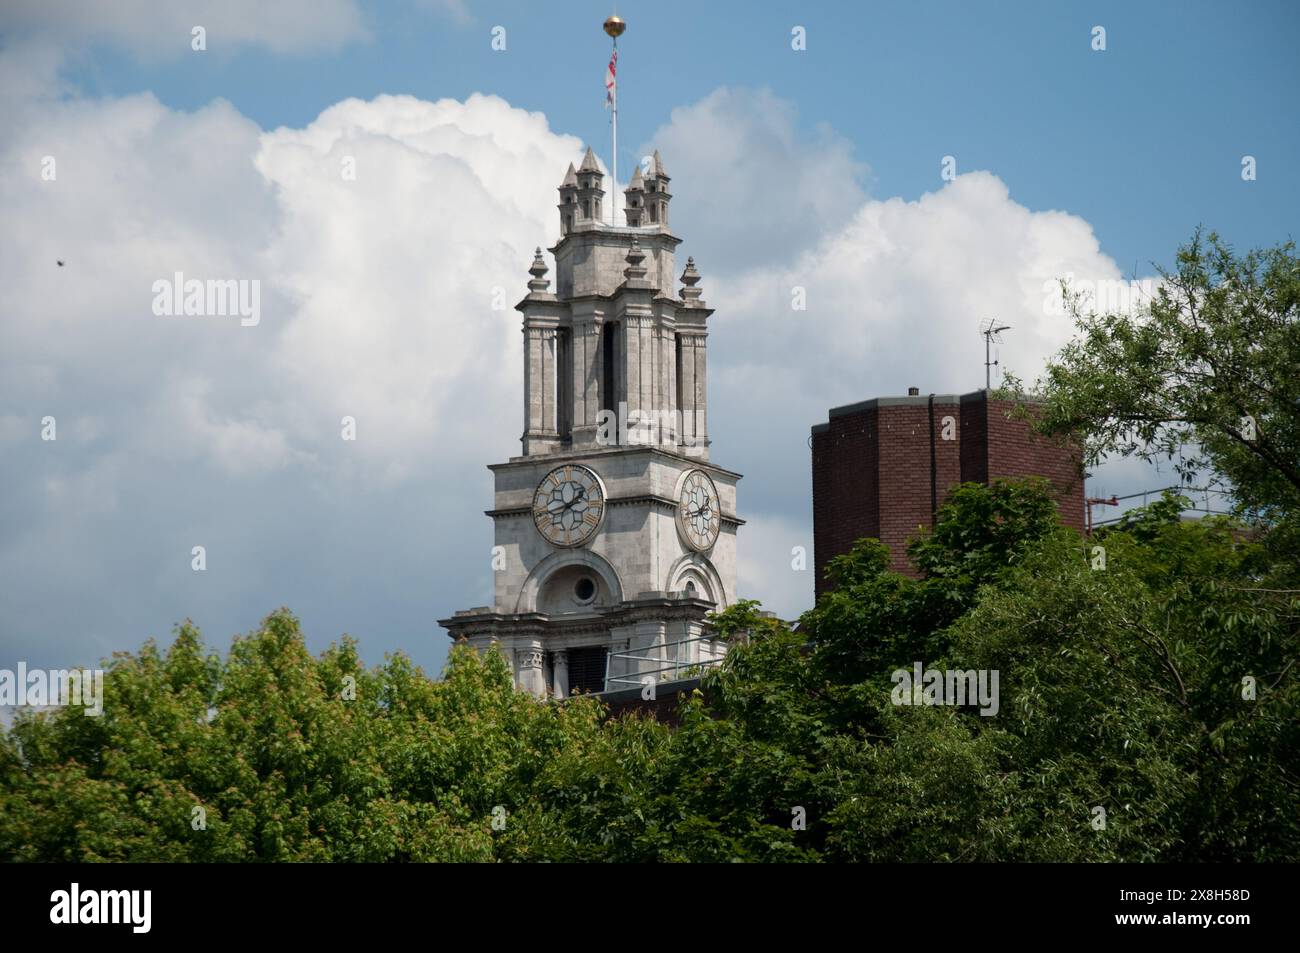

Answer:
[605,48,617,109]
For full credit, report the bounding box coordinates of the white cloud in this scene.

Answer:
[0,53,1156,676]
[712,171,1119,404]
[706,175,1154,522]
[254,93,582,473]
[643,87,869,272]
[735,511,815,622]
[649,89,1156,582]
[0,63,586,672]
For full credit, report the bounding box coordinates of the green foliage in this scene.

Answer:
[7,226,1297,861]
[1012,230,1300,525]
[803,479,1062,685]
[706,599,785,642]
[908,478,1061,585]
[2,480,1295,862]
[0,615,608,862]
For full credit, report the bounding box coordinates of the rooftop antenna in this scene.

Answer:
[980,318,1011,391]
[603,11,625,226]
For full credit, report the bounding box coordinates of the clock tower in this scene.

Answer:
[439,148,743,698]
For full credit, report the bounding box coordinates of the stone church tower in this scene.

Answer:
[440,148,743,698]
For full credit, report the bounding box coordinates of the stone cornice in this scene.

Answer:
[549,226,682,257]
[490,444,741,480]
[486,495,744,527]
[439,595,718,638]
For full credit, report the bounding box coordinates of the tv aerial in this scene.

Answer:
[980,319,1011,391]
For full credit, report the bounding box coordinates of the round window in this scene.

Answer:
[574,577,596,604]
[685,580,698,597]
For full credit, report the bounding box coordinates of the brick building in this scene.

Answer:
[810,389,1084,594]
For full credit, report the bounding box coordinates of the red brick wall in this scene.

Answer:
[811,407,880,596]
[875,401,963,577]
[959,394,989,485]
[812,391,1084,594]
[978,395,1085,532]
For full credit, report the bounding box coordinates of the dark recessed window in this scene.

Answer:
[567,646,608,695]
[574,577,596,603]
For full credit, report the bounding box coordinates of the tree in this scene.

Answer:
[0,611,609,862]
[949,502,1299,860]
[1013,230,1300,526]
[801,479,1061,685]
[3,489,1296,862]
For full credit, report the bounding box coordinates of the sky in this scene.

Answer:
[1,0,1297,690]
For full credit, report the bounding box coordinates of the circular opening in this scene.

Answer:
[685,580,698,597]
[574,577,596,604]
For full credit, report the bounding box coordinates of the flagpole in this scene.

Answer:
[611,35,617,226]
[604,14,626,226]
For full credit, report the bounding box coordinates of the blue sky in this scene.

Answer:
[1,0,1297,690]
[61,0,1300,275]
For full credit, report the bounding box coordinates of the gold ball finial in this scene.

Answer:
[603,15,626,38]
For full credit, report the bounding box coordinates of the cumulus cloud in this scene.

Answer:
[0,62,587,674]
[648,91,1141,615]
[712,172,1117,403]
[1,45,1151,677]
[713,172,1123,612]
[734,512,816,622]
[644,87,869,272]
[255,94,582,473]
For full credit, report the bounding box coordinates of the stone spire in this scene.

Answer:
[624,164,646,227]
[680,257,704,307]
[527,247,550,294]
[558,163,578,236]
[643,150,671,226]
[574,147,605,226]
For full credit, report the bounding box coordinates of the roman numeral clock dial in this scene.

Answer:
[677,469,721,552]
[532,464,606,547]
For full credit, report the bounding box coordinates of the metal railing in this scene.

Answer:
[1091,485,1235,528]
[603,634,726,691]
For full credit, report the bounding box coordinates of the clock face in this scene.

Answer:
[677,469,721,552]
[532,464,606,547]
